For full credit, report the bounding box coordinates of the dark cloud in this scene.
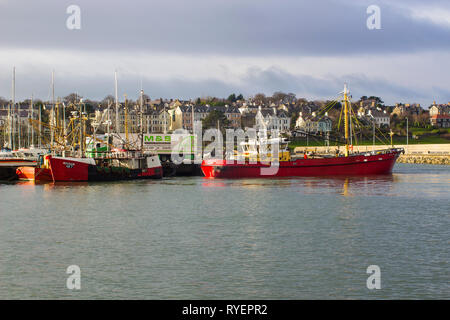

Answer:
[0,0,449,55]
[0,0,449,105]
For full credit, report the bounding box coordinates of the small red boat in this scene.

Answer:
[16,166,53,181]
[16,154,52,181]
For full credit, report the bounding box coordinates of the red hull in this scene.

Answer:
[16,166,53,181]
[201,150,401,178]
[48,157,91,182]
[138,167,163,179]
[48,156,163,182]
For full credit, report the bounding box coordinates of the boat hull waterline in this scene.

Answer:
[201,150,402,178]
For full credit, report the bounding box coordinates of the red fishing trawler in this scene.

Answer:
[17,89,163,182]
[201,85,404,178]
[47,152,163,182]
[201,148,403,178]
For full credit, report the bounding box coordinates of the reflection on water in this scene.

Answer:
[200,174,396,198]
[0,163,449,299]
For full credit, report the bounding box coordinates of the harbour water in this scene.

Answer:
[0,164,448,299]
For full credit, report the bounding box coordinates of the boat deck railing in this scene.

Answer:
[90,150,145,160]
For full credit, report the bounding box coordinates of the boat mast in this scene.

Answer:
[115,70,119,135]
[79,100,83,157]
[29,94,33,147]
[12,67,17,150]
[38,103,42,148]
[124,94,129,148]
[343,84,349,157]
[7,100,12,149]
[51,70,55,149]
[15,67,22,150]
[139,89,144,151]
[191,103,194,134]
[63,101,66,145]
[8,71,13,149]
[106,100,110,152]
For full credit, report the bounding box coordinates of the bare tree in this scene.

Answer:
[254,93,267,104]
[64,93,82,104]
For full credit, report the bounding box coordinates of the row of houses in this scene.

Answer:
[2,99,450,134]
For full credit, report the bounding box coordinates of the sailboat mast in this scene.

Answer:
[12,67,17,150]
[79,101,83,157]
[9,68,14,149]
[343,84,349,157]
[29,94,33,147]
[140,89,144,151]
[63,101,66,144]
[8,100,12,149]
[106,101,110,152]
[115,71,119,134]
[124,94,129,147]
[38,103,42,148]
[51,71,55,149]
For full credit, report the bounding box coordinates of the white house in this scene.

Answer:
[255,107,290,132]
[366,109,390,127]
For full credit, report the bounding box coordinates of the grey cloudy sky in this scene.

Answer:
[0,0,449,105]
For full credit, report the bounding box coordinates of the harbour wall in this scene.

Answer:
[294,144,450,165]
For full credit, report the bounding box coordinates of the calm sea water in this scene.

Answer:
[0,164,449,299]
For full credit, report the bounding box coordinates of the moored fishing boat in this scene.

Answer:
[201,148,403,178]
[201,84,404,178]
[47,151,162,182]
